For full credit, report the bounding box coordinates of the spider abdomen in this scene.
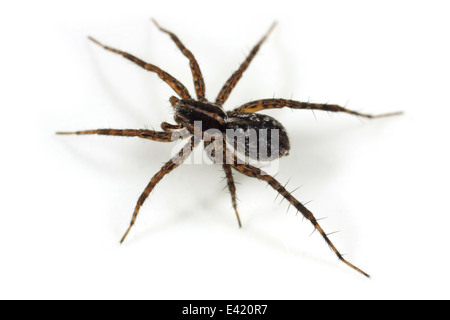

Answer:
[225,112,290,161]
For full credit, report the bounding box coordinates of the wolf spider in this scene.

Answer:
[58,19,401,278]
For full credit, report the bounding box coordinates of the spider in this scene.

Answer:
[58,19,401,278]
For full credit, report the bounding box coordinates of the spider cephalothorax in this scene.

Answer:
[58,19,401,278]
[172,98,227,132]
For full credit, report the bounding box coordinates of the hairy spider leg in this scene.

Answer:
[152,19,207,102]
[88,36,192,100]
[215,22,277,106]
[161,122,185,132]
[214,143,370,278]
[233,98,403,118]
[120,136,198,244]
[222,163,242,228]
[202,140,242,228]
[56,128,176,141]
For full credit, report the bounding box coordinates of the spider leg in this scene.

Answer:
[152,19,206,101]
[161,122,184,132]
[88,37,191,100]
[203,140,242,227]
[120,136,197,243]
[232,98,403,119]
[222,164,242,228]
[56,128,178,141]
[215,22,277,106]
[222,147,370,278]
[160,123,191,140]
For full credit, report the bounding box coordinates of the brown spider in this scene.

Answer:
[58,19,401,278]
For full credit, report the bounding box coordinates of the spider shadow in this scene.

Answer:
[85,33,172,129]
[282,118,370,185]
[239,221,350,276]
[120,153,230,242]
[58,34,186,176]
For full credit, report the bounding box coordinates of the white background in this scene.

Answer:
[1,0,449,299]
